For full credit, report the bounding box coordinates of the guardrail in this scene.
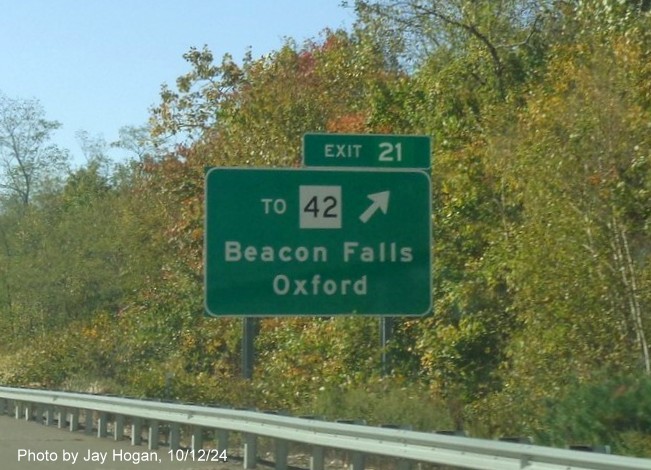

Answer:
[1,386,650,470]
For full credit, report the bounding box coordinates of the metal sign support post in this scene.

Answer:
[380,317,394,376]
[242,317,258,379]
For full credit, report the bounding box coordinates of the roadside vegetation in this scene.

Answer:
[1,0,650,457]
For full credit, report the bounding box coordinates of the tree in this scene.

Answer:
[0,93,69,206]
[111,124,165,161]
[467,15,651,436]
[149,47,245,144]
[354,0,549,98]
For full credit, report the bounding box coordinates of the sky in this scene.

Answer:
[0,1,356,166]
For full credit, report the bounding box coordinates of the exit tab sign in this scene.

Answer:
[303,133,431,169]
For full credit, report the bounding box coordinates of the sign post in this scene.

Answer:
[204,167,431,317]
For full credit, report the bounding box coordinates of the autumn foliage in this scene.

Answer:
[1,1,651,456]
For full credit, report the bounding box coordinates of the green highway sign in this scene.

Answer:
[204,167,432,317]
[303,133,431,169]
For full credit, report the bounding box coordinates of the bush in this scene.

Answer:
[537,372,651,457]
[306,376,455,431]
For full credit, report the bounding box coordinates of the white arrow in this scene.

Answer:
[359,191,390,223]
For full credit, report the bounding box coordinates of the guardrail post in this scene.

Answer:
[14,401,22,420]
[274,439,289,470]
[396,458,412,470]
[350,451,365,470]
[97,412,108,437]
[24,402,33,420]
[0,398,6,415]
[243,433,257,469]
[21,401,32,420]
[148,420,159,450]
[168,423,180,450]
[44,405,54,426]
[215,429,228,452]
[58,408,67,429]
[310,445,325,470]
[84,410,93,434]
[34,404,43,423]
[69,409,79,432]
[131,417,143,445]
[114,415,125,441]
[191,426,203,451]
